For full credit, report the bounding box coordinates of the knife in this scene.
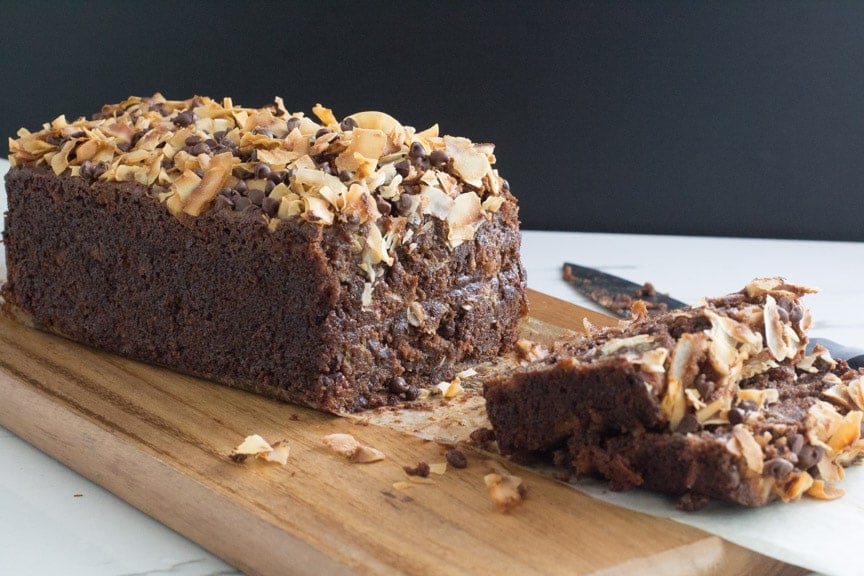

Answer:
[562,262,864,370]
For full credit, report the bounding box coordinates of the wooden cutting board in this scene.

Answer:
[0,289,805,576]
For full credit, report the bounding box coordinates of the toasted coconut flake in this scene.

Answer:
[428,462,448,475]
[776,471,814,502]
[484,472,525,513]
[663,334,707,431]
[446,192,483,248]
[515,339,550,364]
[822,384,853,409]
[323,433,361,457]
[262,442,291,465]
[737,388,780,410]
[323,433,385,463]
[600,334,656,356]
[347,110,402,134]
[847,377,864,411]
[457,368,478,379]
[444,136,491,188]
[817,457,845,483]
[806,479,845,500]
[407,301,426,328]
[312,103,338,126]
[732,424,764,475]
[421,186,454,220]
[829,410,862,452]
[350,444,386,463]
[230,434,289,465]
[233,434,273,455]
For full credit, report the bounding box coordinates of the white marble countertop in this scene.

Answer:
[3,155,863,574]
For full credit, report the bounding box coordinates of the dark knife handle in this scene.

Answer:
[809,337,864,370]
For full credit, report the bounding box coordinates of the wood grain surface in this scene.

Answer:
[0,289,806,576]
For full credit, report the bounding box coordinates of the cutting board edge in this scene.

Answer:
[0,363,362,576]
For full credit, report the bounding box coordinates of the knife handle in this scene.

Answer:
[808,337,864,370]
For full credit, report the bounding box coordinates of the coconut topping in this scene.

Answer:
[8,94,510,280]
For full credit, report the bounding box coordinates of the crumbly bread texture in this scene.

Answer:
[3,95,527,413]
[484,279,864,508]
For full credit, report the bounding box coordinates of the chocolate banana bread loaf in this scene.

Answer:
[3,95,527,413]
[484,279,864,507]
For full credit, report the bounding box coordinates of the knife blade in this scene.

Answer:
[562,262,864,369]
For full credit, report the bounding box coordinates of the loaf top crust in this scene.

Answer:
[8,95,515,282]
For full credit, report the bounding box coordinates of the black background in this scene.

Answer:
[3,1,863,241]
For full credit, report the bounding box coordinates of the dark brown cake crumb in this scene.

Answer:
[445,449,468,469]
[403,462,431,477]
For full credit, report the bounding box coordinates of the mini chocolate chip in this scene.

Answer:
[695,376,715,401]
[218,187,233,197]
[501,179,510,192]
[376,197,392,216]
[796,445,824,470]
[285,117,301,132]
[233,196,252,212]
[234,179,248,193]
[445,449,468,469]
[188,142,211,156]
[92,161,108,179]
[339,117,358,132]
[727,407,744,425]
[45,134,62,146]
[210,144,231,155]
[388,377,409,395]
[788,305,804,324]
[268,170,286,184]
[213,195,234,211]
[739,400,758,412]
[409,141,426,159]
[185,135,202,146]
[80,160,94,179]
[676,413,700,434]
[252,128,275,138]
[319,163,335,175]
[232,166,254,180]
[205,138,219,148]
[173,111,196,127]
[262,196,280,217]
[394,159,411,178]
[161,158,175,169]
[396,194,414,214]
[264,180,276,194]
[117,141,132,152]
[338,170,354,182]
[213,130,227,141]
[429,149,449,168]
[193,168,204,178]
[248,189,266,206]
[776,306,789,323]
[404,385,420,401]
[130,131,145,146]
[254,163,271,179]
[764,458,794,479]
[315,127,331,139]
[789,433,805,455]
